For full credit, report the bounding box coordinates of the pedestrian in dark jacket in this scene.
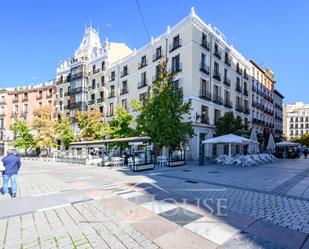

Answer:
[1,150,21,197]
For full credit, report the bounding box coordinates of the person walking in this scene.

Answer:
[1,150,21,197]
[304,148,308,159]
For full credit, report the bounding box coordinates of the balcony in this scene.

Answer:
[199,90,211,101]
[244,107,250,115]
[171,63,182,73]
[109,75,115,82]
[235,104,243,112]
[236,67,243,75]
[224,100,233,108]
[243,89,249,96]
[22,97,29,102]
[88,100,95,105]
[63,105,70,110]
[201,39,210,51]
[244,71,249,79]
[213,49,222,59]
[169,39,182,52]
[223,77,231,87]
[64,92,69,97]
[153,53,163,62]
[21,110,28,115]
[224,56,232,66]
[236,84,242,93]
[46,93,53,98]
[0,112,5,116]
[120,69,128,78]
[108,92,115,99]
[200,115,209,124]
[36,95,43,100]
[11,111,19,117]
[70,72,84,81]
[120,88,129,95]
[213,71,221,81]
[138,60,148,70]
[12,98,19,103]
[138,79,148,89]
[70,87,87,95]
[252,86,257,92]
[200,62,209,75]
[97,97,104,103]
[212,95,223,105]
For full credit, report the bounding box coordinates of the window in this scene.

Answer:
[109,103,114,116]
[121,80,128,94]
[0,119,4,129]
[0,132,3,140]
[48,100,52,106]
[101,76,105,86]
[23,93,28,100]
[121,99,128,110]
[38,90,43,98]
[139,56,147,69]
[214,61,219,75]
[48,88,53,97]
[59,101,63,110]
[139,72,147,88]
[109,85,115,98]
[173,79,180,89]
[59,88,63,97]
[92,79,96,89]
[38,102,42,108]
[110,71,115,81]
[154,47,162,61]
[92,65,96,74]
[23,104,28,113]
[99,106,104,113]
[214,109,221,124]
[172,54,181,72]
[122,65,128,77]
[101,61,105,71]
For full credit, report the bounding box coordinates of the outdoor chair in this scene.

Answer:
[157,156,168,166]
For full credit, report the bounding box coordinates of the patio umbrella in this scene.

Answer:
[276,141,299,147]
[202,133,258,156]
[248,128,259,154]
[266,133,276,152]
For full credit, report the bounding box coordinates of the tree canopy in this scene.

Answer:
[11,119,34,154]
[136,59,194,148]
[215,112,244,136]
[32,106,57,155]
[55,115,76,149]
[290,133,309,147]
[76,108,110,140]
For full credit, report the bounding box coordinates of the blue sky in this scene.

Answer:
[0,0,308,104]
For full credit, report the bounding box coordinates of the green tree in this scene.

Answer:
[136,59,194,148]
[215,112,244,136]
[76,108,110,140]
[291,133,309,147]
[55,115,76,149]
[109,107,135,139]
[32,107,57,156]
[11,119,34,155]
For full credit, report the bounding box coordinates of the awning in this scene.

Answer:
[276,141,299,147]
[202,134,259,145]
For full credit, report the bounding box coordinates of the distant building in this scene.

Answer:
[0,81,56,154]
[273,90,284,141]
[283,102,309,140]
[250,60,275,147]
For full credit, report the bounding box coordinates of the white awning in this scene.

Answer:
[276,141,299,147]
[202,134,259,145]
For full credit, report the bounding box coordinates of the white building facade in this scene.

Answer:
[274,89,284,140]
[283,102,309,140]
[56,8,253,161]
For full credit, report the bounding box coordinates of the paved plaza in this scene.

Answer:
[0,158,308,249]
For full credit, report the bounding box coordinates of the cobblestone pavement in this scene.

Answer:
[0,159,308,249]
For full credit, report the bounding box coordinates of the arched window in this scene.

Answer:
[102,61,105,71]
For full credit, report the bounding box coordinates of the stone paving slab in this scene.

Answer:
[243,220,307,249]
